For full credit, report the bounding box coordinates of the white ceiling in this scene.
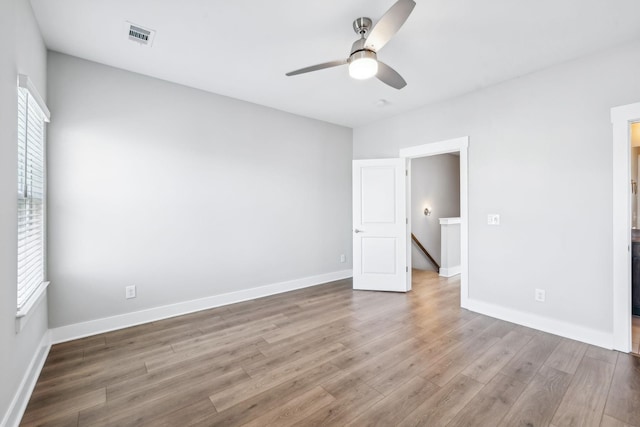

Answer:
[30,0,640,128]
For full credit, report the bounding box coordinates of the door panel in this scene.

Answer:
[361,167,396,223]
[362,237,397,274]
[353,159,407,292]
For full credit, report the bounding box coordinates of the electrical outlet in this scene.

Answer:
[340,254,346,263]
[125,285,136,299]
[487,214,500,225]
[535,288,545,302]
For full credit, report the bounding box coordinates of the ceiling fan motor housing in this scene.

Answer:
[349,48,377,64]
[350,19,377,63]
[350,37,376,57]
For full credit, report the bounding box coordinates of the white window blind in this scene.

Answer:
[17,76,49,314]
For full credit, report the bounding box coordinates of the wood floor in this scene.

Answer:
[21,270,640,427]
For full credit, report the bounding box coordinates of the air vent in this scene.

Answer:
[125,22,155,46]
[129,25,149,42]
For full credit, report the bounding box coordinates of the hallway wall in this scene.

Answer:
[411,154,460,271]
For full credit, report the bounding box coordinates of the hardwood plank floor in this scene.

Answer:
[20,270,640,426]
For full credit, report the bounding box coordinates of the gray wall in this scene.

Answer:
[0,0,49,422]
[354,39,640,335]
[411,155,460,271]
[46,53,353,328]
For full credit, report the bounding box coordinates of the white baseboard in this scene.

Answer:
[464,298,614,349]
[2,331,51,427]
[50,270,353,344]
[439,266,461,277]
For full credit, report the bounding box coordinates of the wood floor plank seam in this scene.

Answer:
[596,353,623,427]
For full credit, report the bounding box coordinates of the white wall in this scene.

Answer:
[46,52,353,329]
[411,154,460,271]
[632,147,639,227]
[0,0,49,423]
[354,39,640,338]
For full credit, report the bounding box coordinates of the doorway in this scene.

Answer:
[400,137,469,307]
[631,122,640,354]
[612,102,640,353]
[409,154,460,275]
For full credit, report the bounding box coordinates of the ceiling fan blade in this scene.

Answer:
[376,61,407,89]
[365,0,416,52]
[286,59,348,76]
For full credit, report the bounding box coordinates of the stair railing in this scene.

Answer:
[411,233,440,270]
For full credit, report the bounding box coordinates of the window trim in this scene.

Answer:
[16,74,50,322]
[18,75,50,122]
[16,281,50,319]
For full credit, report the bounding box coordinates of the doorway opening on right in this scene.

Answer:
[631,121,640,354]
[410,153,461,279]
[410,152,462,310]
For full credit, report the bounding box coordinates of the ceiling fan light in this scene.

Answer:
[348,51,378,80]
[349,58,378,79]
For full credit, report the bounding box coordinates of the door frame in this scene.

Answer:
[399,136,469,307]
[612,102,640,352]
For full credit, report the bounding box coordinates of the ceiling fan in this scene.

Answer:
[285,0,416,90]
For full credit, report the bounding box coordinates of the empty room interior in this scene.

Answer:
[3,0,640,426]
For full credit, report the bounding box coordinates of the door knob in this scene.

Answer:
[354,229,363,233]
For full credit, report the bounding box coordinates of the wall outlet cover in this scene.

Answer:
[535,288,545,302]
[125,285,136,299]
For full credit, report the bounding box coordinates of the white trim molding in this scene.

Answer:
[15,282,50,333]
[399,137,469,158]
[1,331,51,427]
[400,136,469,308]
[50,269,353,344]
[439,217,461,225]
[17,74,50,121]
[439,266,461,277]
[466,298,614,349]
[611,101,640,352]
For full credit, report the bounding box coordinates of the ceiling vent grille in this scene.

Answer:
[129,25,149,42]
[126,22,155,46]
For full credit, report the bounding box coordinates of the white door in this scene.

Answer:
[352,159,408,292]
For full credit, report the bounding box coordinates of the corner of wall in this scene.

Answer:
[50,269,353,344]
[465,297,614,349]
[1,331,51,427]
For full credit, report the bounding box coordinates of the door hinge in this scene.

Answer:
[406,218,408,224]
[406,266,409,272]
[405,170,408,176]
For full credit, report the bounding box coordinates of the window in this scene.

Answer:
[16,75,50,317]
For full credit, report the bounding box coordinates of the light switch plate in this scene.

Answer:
[488,214,500,225]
